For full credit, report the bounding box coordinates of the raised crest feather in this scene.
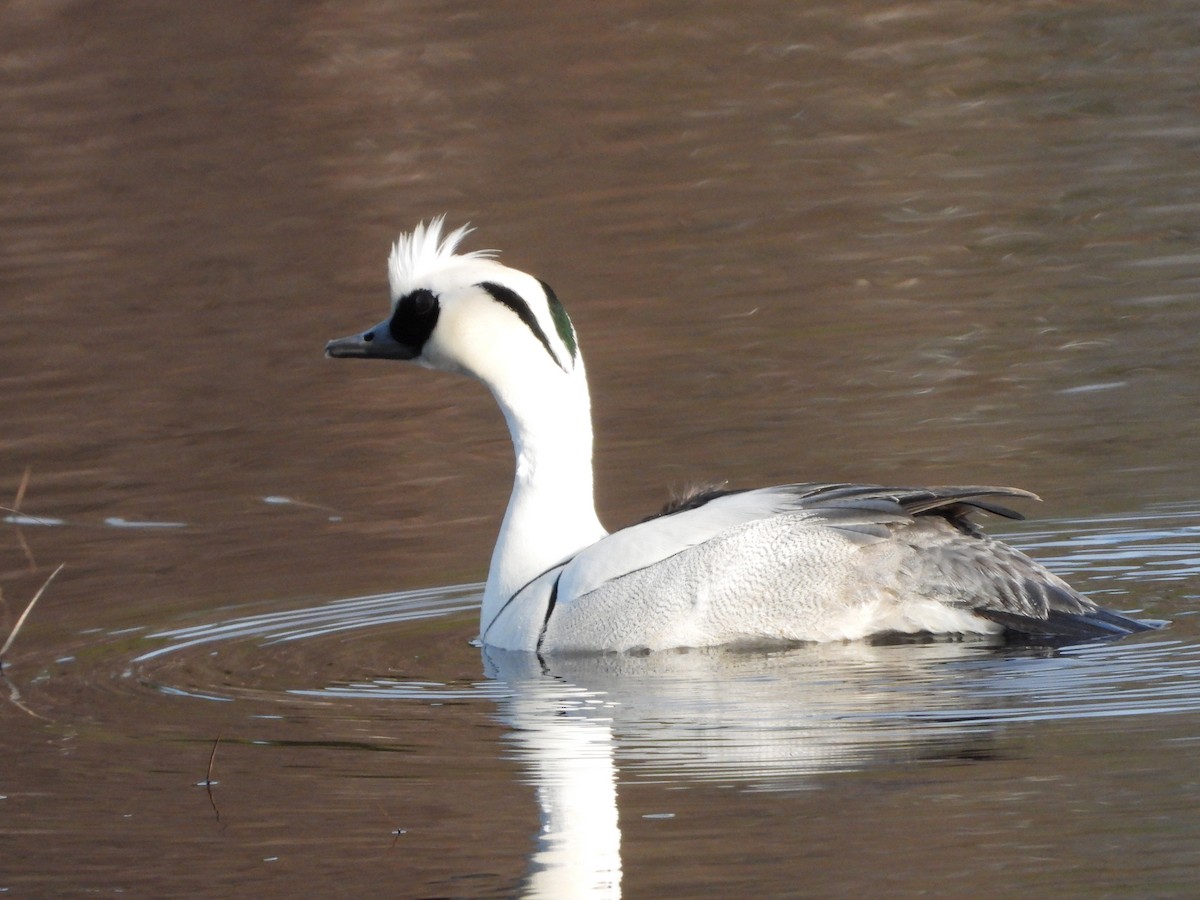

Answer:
[387,215,498,301]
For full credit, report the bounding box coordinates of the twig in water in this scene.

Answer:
[202,732,224,823]
[0,557,61,720]
[377,802,408,850]
[1,668,51,721]
[10,467,38,571]
[205,732,222,786]
[13,466,30,514]
[0,563,64,664]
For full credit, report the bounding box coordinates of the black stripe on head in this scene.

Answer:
[389,288,440,356]
[478,281,569,372]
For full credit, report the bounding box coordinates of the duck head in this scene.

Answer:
[325,217,580,388]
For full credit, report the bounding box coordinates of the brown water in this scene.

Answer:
[3,1,1200,895]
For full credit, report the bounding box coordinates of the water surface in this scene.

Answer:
[3,1,1200,896]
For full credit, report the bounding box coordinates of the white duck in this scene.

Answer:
[326,218,1153,653]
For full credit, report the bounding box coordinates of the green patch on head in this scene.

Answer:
[540,279,578,361]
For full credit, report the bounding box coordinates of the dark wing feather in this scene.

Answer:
[977,607,1157,642]
[785,483,1036,535]
[647,484,748,521]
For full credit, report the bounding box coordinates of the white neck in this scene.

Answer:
[481,354,607,635]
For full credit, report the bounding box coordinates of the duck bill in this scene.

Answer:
[325,318,418,360]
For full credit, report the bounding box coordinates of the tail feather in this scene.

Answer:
[977,606,1161,643]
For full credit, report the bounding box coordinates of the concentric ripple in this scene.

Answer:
[121,506,1200,789]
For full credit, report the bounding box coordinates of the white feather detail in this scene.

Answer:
[387,215,498,301]
[555,489,805,606]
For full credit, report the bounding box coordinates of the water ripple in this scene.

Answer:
[124,506,1200,774]
[133,583,482,663]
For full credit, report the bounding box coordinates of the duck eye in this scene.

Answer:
[389,288,440,350]
[411,291,436,315]
[394,288,438,318]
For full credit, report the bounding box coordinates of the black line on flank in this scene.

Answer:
[478,281,568,372]
[481,561,567,646]
[536,572,563,653]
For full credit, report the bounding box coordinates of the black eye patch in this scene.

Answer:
[389,288,440,354]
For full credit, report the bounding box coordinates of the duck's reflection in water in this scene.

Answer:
[484,638,1033,899]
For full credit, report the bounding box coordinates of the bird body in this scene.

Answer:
[326,218,1153,653]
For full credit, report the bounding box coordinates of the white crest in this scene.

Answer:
[387,215,498,300]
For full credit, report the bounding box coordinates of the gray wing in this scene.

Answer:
[555,482,1032,606]
[905,533,1154,640]
[796,483,1154,640]
[556,482,1155,641]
